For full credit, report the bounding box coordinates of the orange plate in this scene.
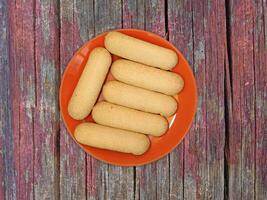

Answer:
[60,29,197,166]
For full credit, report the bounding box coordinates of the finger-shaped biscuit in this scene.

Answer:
[68,47,112,120]
[92,102,168,136]
[74,122,150,155]
[102,81,177,117]
[104,32,178,70]
[111,59,184,95]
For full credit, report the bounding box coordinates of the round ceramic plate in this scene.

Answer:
[60,29,197,166]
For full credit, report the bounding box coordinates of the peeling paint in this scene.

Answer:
[34,144,55,198]
[195,40,205,61]
[41,1,51,45]
[39,57,59,110]
[3,0,266,199]
[61,0,74,22]
[74,0,94,44]
[19,68,35,108]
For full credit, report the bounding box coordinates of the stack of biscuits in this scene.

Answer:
[67,32,184,155]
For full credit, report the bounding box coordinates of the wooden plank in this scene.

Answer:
[227,0,256,199]
[193,0,226,199]
[124,1,170,200]
[9,1,36,199]
[122,2,145,199]
[0,0,16,199]
[34,0,60,199]
[94,0,122,34]
[123,1,193,199]
[122,2,154,199]
[59,0,92,199]
[106,166,134,200]
[136,164,157,200]
[203,1,226,199]
[168,0,193,199]
[169,0,226,199]
[146,2,169,199]
[122,0,145,29]
[254,0,267,199]
[89,1,135,199]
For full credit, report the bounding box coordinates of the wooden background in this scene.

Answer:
[0,0,266,199]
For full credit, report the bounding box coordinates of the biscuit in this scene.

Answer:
[92,101,168,136]
[102,81,177,117]
[74,122,150,155]
[111,59,184,95]
[104,32,178,70]
[68,47,112,120]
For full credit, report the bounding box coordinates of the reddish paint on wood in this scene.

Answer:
[170,1,226,199]
[34,0,60,199]
[168,0,193,199]
[203,1,226,199]
[59,0,88,199]
[254,0,267,199]
[86,156,98,199]
[0,0,17,199]
[91,1,136,199]
[123,0,145,29]
[127,1,171,200]
[83,1,112,199]
[122,2,146,199]
[59,1,99,199]
[9,1,35,199]
[2,0,267,199]
[177,0,207,199]
[228,0,257,199]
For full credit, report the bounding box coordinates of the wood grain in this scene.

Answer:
[254,0,267,199]
[228,0,257,199]
[146,1,171,198]
[122,4,164,199]
[0,0,16,199]
[1,0,267,199]
[168,0,193,199]
[59,0,91,199]
[92,1,136,200]
[34,0,60,199]
[202,1,226,199]
[125,1,171,200]
[9,1,35,199]
[169,1,227,199]
[122,2,146,199]
[122,0,145,29]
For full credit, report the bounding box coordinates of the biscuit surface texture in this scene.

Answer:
[74,122,150,155]
[105,32,178,70]
[68,47,112,120]
[92,101,168,136]
[102,81,177,117]
[111,59,184,95]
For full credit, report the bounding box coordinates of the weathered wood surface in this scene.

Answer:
[60,0,89,199]
[227,0,267,199]
[169,1,227,199]
[34,0,60,199]
[9,1,35,199]
[0,0,16,199]
[0,0,266,199]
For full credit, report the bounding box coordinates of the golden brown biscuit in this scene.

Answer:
[92,101,168,136]
[111,59,184,95]
[68,47,112,120]
[104,32,178,70]
[102,81,177,117]
[74,122,150,155]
